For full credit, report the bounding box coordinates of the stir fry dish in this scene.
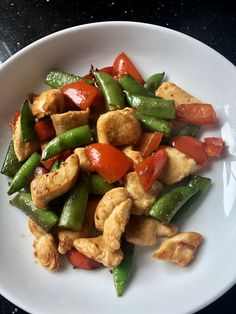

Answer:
[1,52,224,296]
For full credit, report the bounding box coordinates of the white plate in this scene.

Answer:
[1,21,236,314]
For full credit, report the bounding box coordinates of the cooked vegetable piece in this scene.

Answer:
[173,135,208,166]
[1,141,24,177]
[135,111,172,137]
[112,239,134,297]
[86,143,133,183]
[20,100,36,142]
[93,71,126,111]
[10,192,58,231]
[176,103,217,125]
[89,174,113,195]
[204,137,224,157]
[13,111,20,126]
[118,74,154,97]
[126,92,175,120]
[50,159,62,172]
[145,72,165,93]
[45,70,93,88]
[136,132,163,158]
[149,185,199,224]
[61,81,98,110]
[34,119,56,141]
[67,249,102,269]
[42,125,92,160]
[113,52,144,84]
[172,175,211,222]
[177,124,200,137]
[8,152,40,195]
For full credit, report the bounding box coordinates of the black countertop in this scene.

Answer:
[0,0,236,313]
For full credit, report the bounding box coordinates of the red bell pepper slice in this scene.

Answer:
[34,119,56,142]
[137,132,163,158]
[204,137,224,157]
[86,143,133,183]
[13,111,20,126]
[40,149,72,170]
[113,52,144,84]
[67,249,101,270]
[176,103,217,125]
[134,149,167,192]
[61,81,98,110]
[173,135,208,166]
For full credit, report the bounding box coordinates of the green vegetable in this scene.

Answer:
[50,159,62,172]
[125,92,175,120]
[177,124,200,137]
[20,100,36,142]
[10,192,58,231]
[1,141,24,177]
[135,111,172,137]
[112,239,134,296]
[8,152,40,195]
[93,71,126,111]
[172,176,211,222]
[42,125,92,160]
[145,72,165,93]
[45,70,93,88]
[149,185,199,224]
[118,74,155,97]
[89,175,113,195]
[58,175,90,231]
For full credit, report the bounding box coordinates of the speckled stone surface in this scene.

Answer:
[0,0,236,313]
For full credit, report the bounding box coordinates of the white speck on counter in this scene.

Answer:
[124,10,127,14]
[10,2,14,6]
[166,22,169,26]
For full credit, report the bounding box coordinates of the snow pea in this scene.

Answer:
[8,152,40,195]
[42,125,92,160]
[45,70,93,88]
[145,72,165,93]
[135,111,172,137]
[125,92,175,120]
[1,141,24,177]
[177,124,200,137]
[93,71,126,111]
[89,174,113,195]
[118,74,155,97]
[172,176,211,222]
[10,192,58,231]
[50,159,62,172]
[20,100,36,142]
[58,175,89,231]
[112,239,134,297]
[149,185,199,224]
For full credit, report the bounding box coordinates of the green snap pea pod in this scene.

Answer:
[125,92,175,120]
[172,176,211,222]
[177,124,200,137]
[118,74,155,97]
[10,192,58,231]
[135,111,172,137]
[145,72,165,93]
[112,239,134,297]
[58,175,89,231]
[20,100,36,142]
[89,174,113,195]
[149,185,199,224]
[42,125,92,160]
[45,70,93,88]
[1,141,24,177]
[93,71,126,111]
[8,152,40,195]
[50,159,62,172]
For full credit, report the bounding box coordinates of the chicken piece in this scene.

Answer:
[155,82,201,106]
[73,236,123,267]
[74,147,93,173]
[125,215,178,246]
[97,108,142,146]
[13,116,40,162]
[122,146,143,165]
[124,171,163,215]
[30,154,79,209]
[95,187,130,231]
[31,89,65,119]
[58,199,99,254]
[51,109,90,136]
[28,218,46,239]
[103,198,132,252]
[153,232,203,266]
[33,233,60,271]
[158,146,200,186]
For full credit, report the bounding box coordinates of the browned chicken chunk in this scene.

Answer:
[28,218,46,239]
[74,147,93,173]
